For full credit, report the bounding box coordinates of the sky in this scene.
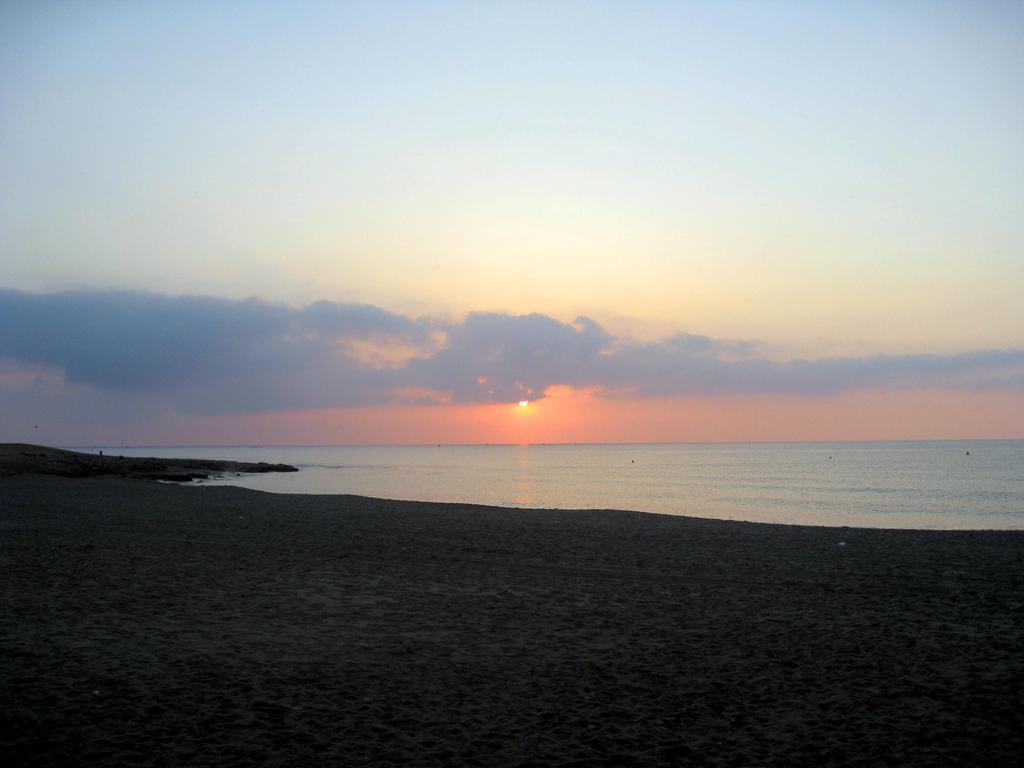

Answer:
[1,0,1022,444]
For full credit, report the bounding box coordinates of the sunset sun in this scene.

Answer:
[2,3,1021,765]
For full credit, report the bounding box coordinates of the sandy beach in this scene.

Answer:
[2,470,1022,767]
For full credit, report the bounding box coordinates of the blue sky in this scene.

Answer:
[1,1,1022,442]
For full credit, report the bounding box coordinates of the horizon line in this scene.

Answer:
[52,437,1021,450]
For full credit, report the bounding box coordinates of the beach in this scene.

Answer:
[2,472,1022,767]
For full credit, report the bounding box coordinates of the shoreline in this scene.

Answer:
[0,443,298,482]
[199,485,1023,534]
[40,441,1022,532]
[2,472,1022,766]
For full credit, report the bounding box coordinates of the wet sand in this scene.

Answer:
[2,472,1022,766]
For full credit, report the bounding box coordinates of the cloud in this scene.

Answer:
[0,288,434,411]
[1,288,1022,415]
[592,342,1024,398]
[412,312,613,403]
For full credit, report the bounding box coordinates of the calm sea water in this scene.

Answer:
[76,441,1024,530]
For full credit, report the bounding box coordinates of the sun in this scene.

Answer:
[518,400,529,408]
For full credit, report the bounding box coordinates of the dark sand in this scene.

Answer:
[2,471,1022,766]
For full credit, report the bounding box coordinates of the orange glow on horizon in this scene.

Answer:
[73,386,1024,447]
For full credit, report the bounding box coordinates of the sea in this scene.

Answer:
[75,440,1024,530]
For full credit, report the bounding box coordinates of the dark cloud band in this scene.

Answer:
[1,288,1021,413]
